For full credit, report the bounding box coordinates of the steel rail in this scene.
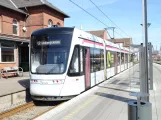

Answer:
[0,102,34,119]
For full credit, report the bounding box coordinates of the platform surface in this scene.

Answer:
[0,72,29,96]
[36,63,161,120]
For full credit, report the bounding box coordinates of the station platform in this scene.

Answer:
[0,72,29,96]
[36,63,161,120]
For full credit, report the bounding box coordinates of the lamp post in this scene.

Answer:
[142,0,149,102]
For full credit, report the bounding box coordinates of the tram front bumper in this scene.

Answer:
[30,84,63,96]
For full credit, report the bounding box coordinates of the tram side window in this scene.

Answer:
[121,53,124,64]
[69,46,79,74]
[129,54,131,62]
[100,50,104,70]
[80,47,83,73]
[130,54,134,62]
[124,53,126,63]
[117,52,121,65]
[125,54,128,63]
[111,51,115,67]
[128,54,130,63]
[114,52,118,66]
[93,48,101,72]
[107,51,114,68]
[90,48,94,72]
[106,50,109,68]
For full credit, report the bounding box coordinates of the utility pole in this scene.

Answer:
[142,0,149,101]
[107,27,116,39]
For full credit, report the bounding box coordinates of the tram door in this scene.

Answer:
[85,48,91,89]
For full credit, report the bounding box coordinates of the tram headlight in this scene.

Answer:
[30,79,39,84]
[53,80,64,84]
[30,79,64,84]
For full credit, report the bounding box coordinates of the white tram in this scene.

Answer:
[30,27,133,101]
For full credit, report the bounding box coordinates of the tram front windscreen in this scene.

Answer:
[30,33,72,74]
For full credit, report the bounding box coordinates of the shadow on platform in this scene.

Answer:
[98,85,132,93]
[18,79,30,88]
[95,92,135,103]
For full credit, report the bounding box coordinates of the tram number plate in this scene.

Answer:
[41,81,53,85]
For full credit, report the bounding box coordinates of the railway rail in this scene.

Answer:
[0,101,64,120]
[0,102,34,119]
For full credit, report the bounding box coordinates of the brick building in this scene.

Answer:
[108,38,133,48]
[87,29,108,40]
[87,29,132,48]
[0,0,69,71]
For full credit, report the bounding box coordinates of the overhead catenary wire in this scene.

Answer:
[69,0,112,39]
[69,0,125,39]
[90,0,131,38]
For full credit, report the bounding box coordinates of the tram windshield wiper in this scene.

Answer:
[46,62,64,74]
[46,65,58,74]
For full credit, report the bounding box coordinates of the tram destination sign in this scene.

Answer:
[37,40,61,46]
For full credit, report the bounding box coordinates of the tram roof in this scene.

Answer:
[31,27,132,52]
[32,27,75,35]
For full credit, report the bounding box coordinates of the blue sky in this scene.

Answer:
[48,0,161,50]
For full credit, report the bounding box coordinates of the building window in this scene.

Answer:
[13,20,18,35]
[1,42,15,62]
[48,19,53,27]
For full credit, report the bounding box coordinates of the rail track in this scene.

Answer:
[0,102,34,119]
[0,101,64,120]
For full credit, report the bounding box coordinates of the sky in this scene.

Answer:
[48,0,161,50]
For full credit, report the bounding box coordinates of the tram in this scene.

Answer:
[30,27,133,101]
